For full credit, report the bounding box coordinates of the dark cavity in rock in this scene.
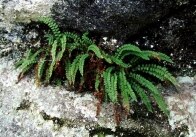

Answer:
[16,100,31,110]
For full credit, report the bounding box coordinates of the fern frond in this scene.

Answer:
[115,44,141,59]
[129,51,150,60]
[56,35,67,61]
[39,17,61,38]
[130,81,153,112]
[110,73,118,102]
[37,56,46,80]
[118,69,137,111]
[17,49,43,73]
[102,52,112,63]
[44,33,55,45]
[64,32,81,43]
[134,64,177,86]
[45,61,55,84]
[88,44,103,59]
[15,50,33,69]
[65,60,72,85]
[143,50,173,63]
[78,54,89,76]
[110,56,131,68]
[51,40,58,61]
[15,58,25,69]
[130,73,169,115]
[70,55,82,85]
[81,32,94,45]
[103,67,117,102]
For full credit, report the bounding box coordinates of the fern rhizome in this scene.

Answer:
[16,17,178,123]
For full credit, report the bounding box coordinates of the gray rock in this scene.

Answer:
[177,76,194,85]
[0,56,174,137]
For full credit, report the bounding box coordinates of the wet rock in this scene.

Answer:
[52,0,181,40]
[128,0,195,76]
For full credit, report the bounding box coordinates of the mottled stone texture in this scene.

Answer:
[0,57,175,137]
[52,0,177,40]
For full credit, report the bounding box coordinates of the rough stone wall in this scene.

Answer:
[0,0,57,30]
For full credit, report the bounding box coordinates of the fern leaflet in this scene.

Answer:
[88,44,103,59]
[78,54,89,76]
[130,73,169,115]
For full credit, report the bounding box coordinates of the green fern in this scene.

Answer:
[16,49,43,76]
[130,81,153,112]
[88,44,103,59]
[143,50,173,63]
[16,16,178,118]
[118,69,137,111]
[44,40,58,83]
[37,56,46,80]
[115,44,141,59]
[130,73,169,115]
[69,55,84,85]
[56,35,67,61]
[103,67,118,103]
[39,17,61,38]
[65,60,72,85]
[81,32,95,45]
[133,64,177,86]
[78,54,89,76]
[110,56,130,68]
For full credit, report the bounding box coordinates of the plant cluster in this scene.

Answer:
[16,17,178,121]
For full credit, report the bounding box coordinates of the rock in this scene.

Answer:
[0,56,175,137]
[128,0,195,76]
[52,0,180,40]
[177,76,194,85]
[166,83,196,137]
[0,0,57,30]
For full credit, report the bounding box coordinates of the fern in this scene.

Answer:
[56,35,67,61]
[37,56,46,81]
[130,73,169,115]
[143,50,173,63]
[81,32,95,45]
[115,44,141,59]
[118,69,137,111]
[44,40,58,83]
[88,44,103,59]
[78,54,89,76]
[16,16,178,118]
[130,81,153,112]
[134,64,177,86]
[69,55,83,85]
[39,17,61,38]
[103,67,118,103]
[65,60,72,85]
[16,49,43,75]
[45,61,55,83]
[110,56,130,68]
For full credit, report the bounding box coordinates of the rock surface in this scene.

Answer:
[167,78,196,137]
[0,55,184,137]
[128,0,195,75]
[52,0,179,40]
[0,0,57,30]
[0,1,195,136]
[1,0,195,75]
